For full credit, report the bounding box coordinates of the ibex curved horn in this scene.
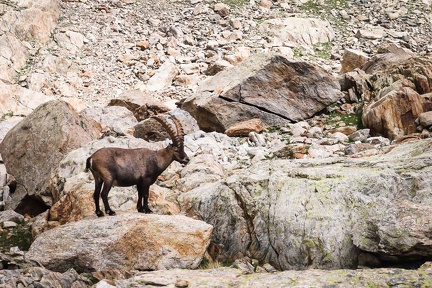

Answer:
[151,115,180,147]
[170,116,185,147]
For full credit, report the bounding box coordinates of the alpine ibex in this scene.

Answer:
[85,115,189,217]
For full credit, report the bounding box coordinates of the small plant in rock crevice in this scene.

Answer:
[14,59,34,83]
[0,220,33,252]
[1,111,14,119]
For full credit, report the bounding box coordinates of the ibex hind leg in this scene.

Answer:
[94,179,104,217]
[101,182,116,216]
[137,184,153,214]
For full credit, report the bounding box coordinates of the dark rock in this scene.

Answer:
[182,53,344,132]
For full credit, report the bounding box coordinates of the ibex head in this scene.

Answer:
[152,115,190,165]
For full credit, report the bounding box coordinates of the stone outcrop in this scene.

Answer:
[26,213,213,272]
[0,81,55,116]
[0,267,90,287]
[340,48,369,74]
[80,106,138,136]
[362,86,428,139]
[2,0,60,44]
[361,44,413,75]
[259,18,334,46]
[178,138,432,270]
[361,56,432,139]
[182,53,344,132]
[0,100,100,214]
[0,33,29,83]
[112,264,432,287]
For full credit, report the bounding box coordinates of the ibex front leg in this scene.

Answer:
[137,182,153,214]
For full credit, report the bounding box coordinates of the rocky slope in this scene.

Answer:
[1,0,432,287]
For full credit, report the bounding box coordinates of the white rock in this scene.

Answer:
[146,61,178,91]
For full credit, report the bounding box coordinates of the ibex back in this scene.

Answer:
[85,115,189,217]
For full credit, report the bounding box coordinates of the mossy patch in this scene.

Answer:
[324,111,364,129]
[300,0,348,20]
[313,42,332,60]
[0,221,33,252]
[221,0,249,8]
[293,46,304,59]
[299,0,350,33]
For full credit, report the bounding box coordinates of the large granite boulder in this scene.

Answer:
[178,139,432,270]
[181,53,344,132]
[361,56,432,139]
[0,100,100,214]
[2,0,60,44]
[26,213,213,272]
[259,18,334,46]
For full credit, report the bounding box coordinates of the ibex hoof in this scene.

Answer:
[96,211,104,217]
[107,210,116,216]
[137,208,153,214]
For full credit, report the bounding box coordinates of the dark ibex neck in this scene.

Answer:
[156,148,175,172]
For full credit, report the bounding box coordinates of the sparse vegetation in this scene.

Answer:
[324,111,363,129]
[293,46,304,59]
[198,258,231,269]
[300,0,348,17]
[300,0,350,32]
[14,59,34,82]
[264,126,281,133]
[313,42,332,60]
[1,111,14,119]
[221,0,249,8]
[0,220,33,252]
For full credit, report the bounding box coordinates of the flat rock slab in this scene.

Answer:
[26,213,213,273]
[114,264,432,287]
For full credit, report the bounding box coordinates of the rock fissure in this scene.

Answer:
[232,187,259,258]
[219,92,295,122]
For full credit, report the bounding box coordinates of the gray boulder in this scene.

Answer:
[0,100,100,214]
[361,56,432,139]
[182,53,344,132]
[114,264,432,287]
[178,138,432,270]
[0,267,90,287]
[26,213,213,272]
